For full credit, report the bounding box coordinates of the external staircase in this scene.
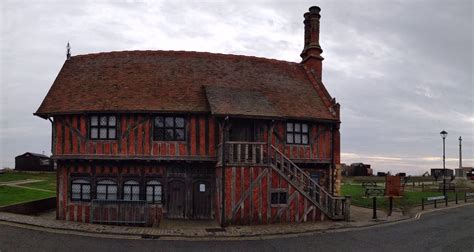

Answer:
[221,141,350,221]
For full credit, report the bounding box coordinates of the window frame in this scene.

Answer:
[146,179,163,204]
[70,178,91,202]
[153,115,186,142]
[285,121,310,145]
[122,180,140,201]
[270,190,288,206]
[96,179,118,200]
[89,115,117,140]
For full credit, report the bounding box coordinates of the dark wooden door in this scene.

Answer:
[167,180,185,219]
[192,181,212,219]
[229,120,255,141]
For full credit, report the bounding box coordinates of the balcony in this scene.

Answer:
[218,141,267,166]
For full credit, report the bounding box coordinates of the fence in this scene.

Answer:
[422,192,474,210]
[91,199,148,225]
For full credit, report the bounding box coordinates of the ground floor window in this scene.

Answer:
[146,180,162,204]
[71,179,91,201]
[96,179,118,200]
[270,191,287,206]
[123,180,140,201]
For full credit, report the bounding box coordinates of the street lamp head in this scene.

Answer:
[440,130,448,139]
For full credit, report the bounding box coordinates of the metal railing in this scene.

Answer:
[91,199,148,225]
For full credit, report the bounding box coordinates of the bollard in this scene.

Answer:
[372,197,377,220]
[422,198,424,210]
[445,196,448,207]
[466,192,468,203]
[434,199,437,208]
[456,193,458,204]
[388,197,393,216]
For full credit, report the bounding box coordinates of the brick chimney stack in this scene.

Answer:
[300,6,324,80]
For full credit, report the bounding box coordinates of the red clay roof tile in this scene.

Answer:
[35,50,337,121]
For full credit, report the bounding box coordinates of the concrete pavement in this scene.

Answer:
[0,204,472,251]
[0,205,408,240]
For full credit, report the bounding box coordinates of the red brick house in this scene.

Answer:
[35,6,348,226]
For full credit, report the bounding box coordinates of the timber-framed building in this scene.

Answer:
[35,6,349,226]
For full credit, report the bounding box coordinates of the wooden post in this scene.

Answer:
[455,193,458,204]
[422,198,424,210]
[388,196,393,216]
[344,196,351,221]
[372,197,377,219]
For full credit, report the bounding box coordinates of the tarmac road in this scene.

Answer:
[1,204,473,252]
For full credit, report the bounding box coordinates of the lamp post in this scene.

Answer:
[440,130,448,196]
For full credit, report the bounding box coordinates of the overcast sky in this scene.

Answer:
[1,0,472,175]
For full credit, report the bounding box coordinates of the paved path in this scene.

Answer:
[1,204,472,251]
[0,179,44,186]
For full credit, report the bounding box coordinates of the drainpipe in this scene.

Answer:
[330,124,335,195]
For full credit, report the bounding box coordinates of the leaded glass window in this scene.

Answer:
[71,179,91,201]
[153,116,185,141]
[286,122,309,145]
[90,115,117,140]
[123,180,140,201]
[96,179,117,200]
[146,180,162,204]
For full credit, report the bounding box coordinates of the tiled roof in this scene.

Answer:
[35,50,337,121]
[205,86,280,119]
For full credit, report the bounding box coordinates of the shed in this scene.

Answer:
[15,152,54,171]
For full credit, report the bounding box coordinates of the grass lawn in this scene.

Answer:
[21,180,56,191]
[0,186,55,207]
[341,184,468,210]
[0,171,55,183]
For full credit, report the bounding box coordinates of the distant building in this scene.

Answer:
[15,152,53,171]
[430,168,454,179]
[455,167,473,178]
[342,163,372,176]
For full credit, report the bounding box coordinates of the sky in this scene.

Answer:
[1,0,472,175]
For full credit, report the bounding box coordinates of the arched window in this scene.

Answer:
[146,180,162,203]
[123,180,140,201]
[71,179,91,201]
[96,179,117,200]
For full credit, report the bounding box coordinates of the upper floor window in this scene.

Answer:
[123,180,140,201]
[71,178,91,201]
[96,179,117,200]
[90,115,117,140]
[153,116,185,141]
[286,122,309,145]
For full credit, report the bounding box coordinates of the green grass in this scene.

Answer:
[0,186,55,207]
[21,180,56,191]
[0,171,55,182]
[341,184,468,210]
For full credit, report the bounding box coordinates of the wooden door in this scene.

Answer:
[229,120,255,141]
[192,181,212,219]
[167,180,185,219]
